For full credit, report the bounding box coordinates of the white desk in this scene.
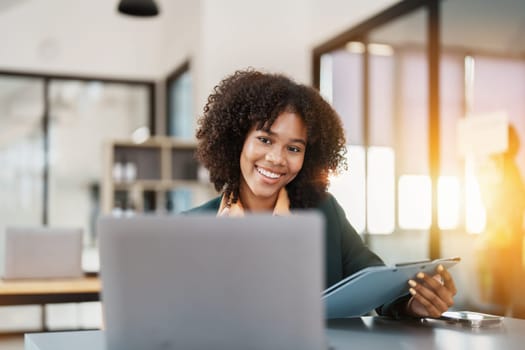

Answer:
[24,316,525,350]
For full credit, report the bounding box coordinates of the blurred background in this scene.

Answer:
[0,0,524,347]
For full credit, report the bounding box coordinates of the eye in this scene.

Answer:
[287,146,302,153]
[257,136,271,144]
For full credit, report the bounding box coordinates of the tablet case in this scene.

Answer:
[323,257,460,319]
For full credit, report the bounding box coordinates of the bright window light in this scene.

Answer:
[345,41,365,54]
[319,54,333,104]
[367,147,395,234]
[398,175,431,229]
[465,173,486,234]
[438,176,460,229]
[368,43,394,56]
[131,126,150,144]
[328,146,365,234]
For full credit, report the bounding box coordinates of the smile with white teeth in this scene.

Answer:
[257,167,281,179]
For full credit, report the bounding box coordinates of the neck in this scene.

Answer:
[240,194,277,212]
[238,186,278,212]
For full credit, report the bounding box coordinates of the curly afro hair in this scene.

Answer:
[195,69,347,209]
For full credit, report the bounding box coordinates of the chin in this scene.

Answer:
[251,187,280,199]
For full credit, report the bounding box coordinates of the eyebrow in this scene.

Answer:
[262,129,307,146]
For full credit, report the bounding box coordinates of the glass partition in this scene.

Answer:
[48,80,149,248]
[441,0,525,318]
[320,7,430,262]
[319,0,525,316]
[0,73,153,273]
[0,76,44,232]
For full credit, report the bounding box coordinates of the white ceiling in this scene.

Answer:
[0,0,28,13]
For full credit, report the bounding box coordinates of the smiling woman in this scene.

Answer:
[194,69,347,210]
[187,69,458,319]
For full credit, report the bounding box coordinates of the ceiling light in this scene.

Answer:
[117,0,159,17]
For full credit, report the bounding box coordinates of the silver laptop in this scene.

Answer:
[98,213,325,350]
[1,226,83,279]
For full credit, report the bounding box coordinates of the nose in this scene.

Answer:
[265,147,285,165]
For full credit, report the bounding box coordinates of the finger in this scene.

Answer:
[410,280,450,312]
[408,288,443,318]
[409,277,452,311]
[432,274,443,284]
[437,265,457,295]
[415,272,454,307]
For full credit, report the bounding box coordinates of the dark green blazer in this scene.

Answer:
[186,193,384,289]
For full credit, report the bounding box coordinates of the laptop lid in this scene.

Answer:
[2,227,83,280]
[98,213,325,350]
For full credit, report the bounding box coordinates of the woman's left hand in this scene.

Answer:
[405,264,457,318]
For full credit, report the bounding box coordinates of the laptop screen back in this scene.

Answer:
[98,213,325,350]
[2,227,82,279]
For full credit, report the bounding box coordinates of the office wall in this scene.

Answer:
[193,0,399,119]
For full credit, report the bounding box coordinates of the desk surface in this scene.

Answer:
[0,277,100,306]
[24,316,525,350]
[327,316,525,349]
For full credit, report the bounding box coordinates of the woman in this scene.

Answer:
[188,69,456,318]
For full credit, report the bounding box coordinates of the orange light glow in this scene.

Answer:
[465,161,486,234]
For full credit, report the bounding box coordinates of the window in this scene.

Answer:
[0,76,44,230]
[167,62,193,139]
[0,72,154,249]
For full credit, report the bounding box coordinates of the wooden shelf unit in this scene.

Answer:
[101,136,214,214]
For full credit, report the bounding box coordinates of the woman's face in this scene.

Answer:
[239,111,307,209]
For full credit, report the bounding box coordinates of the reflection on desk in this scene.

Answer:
[24,316,525,350]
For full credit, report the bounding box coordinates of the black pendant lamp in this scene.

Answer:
[117,0,159,17]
